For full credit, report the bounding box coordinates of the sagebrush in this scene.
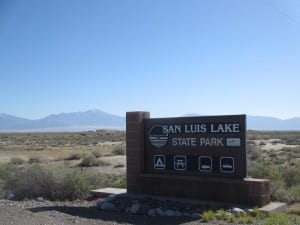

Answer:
[2,164,125,200]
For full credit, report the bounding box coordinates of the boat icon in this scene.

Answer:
[201,165,211,169]
[222,164,233,169]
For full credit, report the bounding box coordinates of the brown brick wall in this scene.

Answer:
[126,112,149,193]
[135,174,270,206]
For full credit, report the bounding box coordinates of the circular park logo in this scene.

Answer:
[149,125,168,148]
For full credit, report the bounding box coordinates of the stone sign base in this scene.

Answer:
[127,174,270,206]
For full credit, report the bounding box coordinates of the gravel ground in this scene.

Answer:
[2,199,297,225]
[0,199,226,225]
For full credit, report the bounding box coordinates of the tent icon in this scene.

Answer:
[154,155,165,169]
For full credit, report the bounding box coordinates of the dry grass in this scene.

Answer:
[0,131,127,200]
[0,131,125,163]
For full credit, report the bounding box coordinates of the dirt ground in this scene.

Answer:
[0,199,221,225]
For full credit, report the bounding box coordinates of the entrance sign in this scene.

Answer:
[126,111,270,206]
[144,115,247,178]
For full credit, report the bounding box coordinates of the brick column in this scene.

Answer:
[126,111,150,193]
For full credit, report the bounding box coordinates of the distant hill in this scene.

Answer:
[0,111,300,132]
[0,114,31,130]
[247,115,300,130]
[0,110,125,132]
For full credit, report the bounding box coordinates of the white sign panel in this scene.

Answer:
[226,138,241,147]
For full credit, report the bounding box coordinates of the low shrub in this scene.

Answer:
[10,157,26,165]
[0,182,4,198]
[215,209,232,221]
[282,167,300,188]
[6,164,56,199]
[72,154,111,167]
[259,141,266,146]
[252,207,267,219]
[237,215,254,224]
[248,163,271,179]
[116,175,126,188]
[248,162,300,203]
[200,207,299,225]
[247,140,256,145]
[0,163,19,181]
[98,159,110,167]
[202,210,215,222]
[112,145,126,155]
[287,204,300,216]
[113,163,125,168]
[271,140,281,145]
[28,157,42,164]
[79,155,101,167]
[0,164,19,198]
[92,149,102,158]
[262,213,289,225]
[94,173,126,189]
[4,164,126,200]
[58,172,91,200]
[66,153,82,160]
[247,144,261,161]
[289,185,300,203]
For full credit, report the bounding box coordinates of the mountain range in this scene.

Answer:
[0,110,125,132]
[0,110,300,132]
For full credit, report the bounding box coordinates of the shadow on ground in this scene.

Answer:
[28,206,197,225]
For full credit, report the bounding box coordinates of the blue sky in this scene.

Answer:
[0,0,299,119]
